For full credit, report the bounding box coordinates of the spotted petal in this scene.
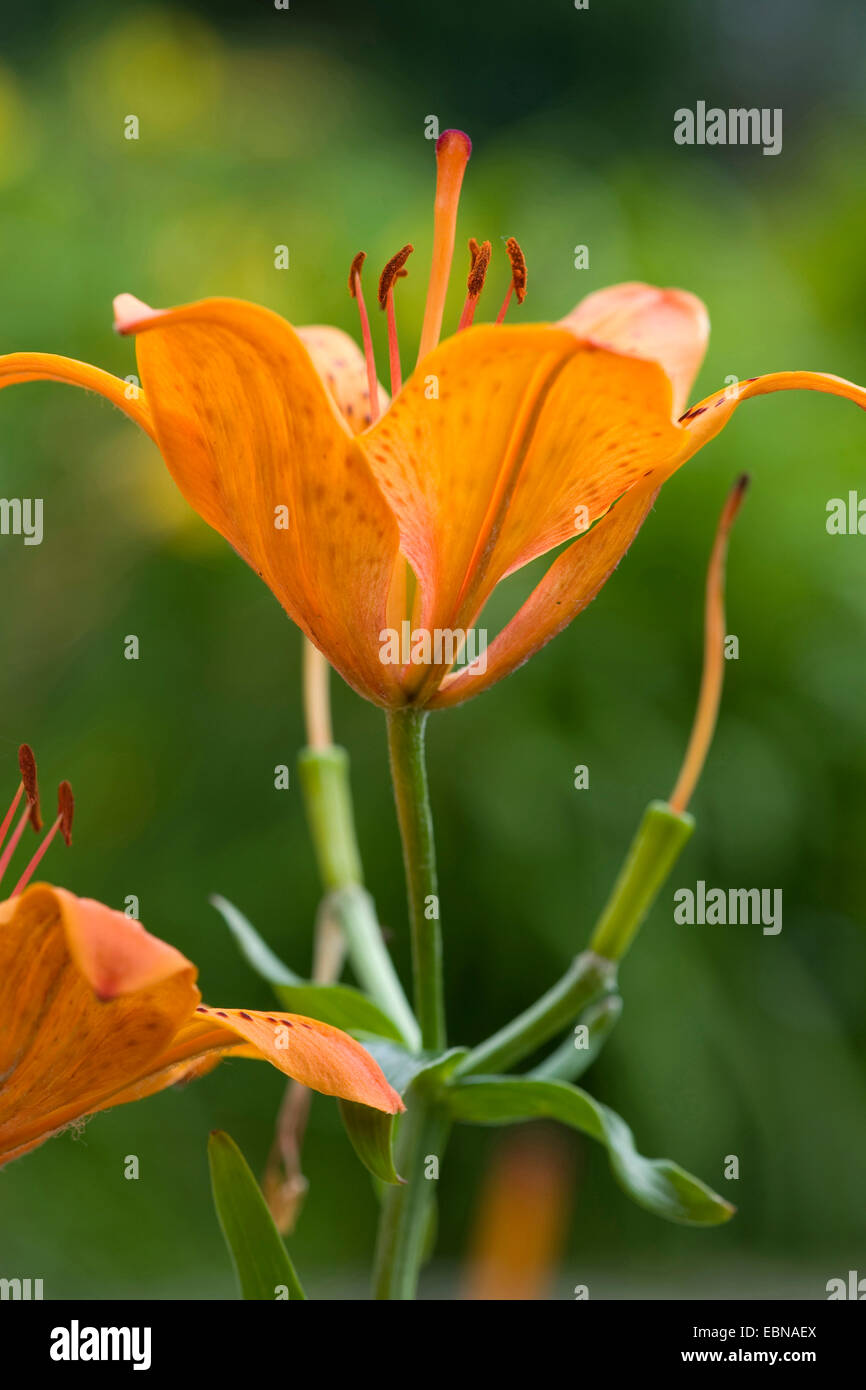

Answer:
[0,885,403,1169]
[114,294,404,707]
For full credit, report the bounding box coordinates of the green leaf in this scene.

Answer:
[338,1099,404,1185]
[207,1130,306,1300]
[211,894,404,1040]
[361,1039,468,1096]
[446,1077,735,1227]
[211,894,301,985]
[530,994,623,1083]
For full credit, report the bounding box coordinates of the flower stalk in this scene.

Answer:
[298,745,419,1050]
[372,1099,451,1300]
[385,707,445,1052]
[589,800,695,962]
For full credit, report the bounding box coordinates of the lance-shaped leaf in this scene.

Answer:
[339,1099,404,1185]
[446,1076,734,1227]
[211,894,404,1041]
[361,1039,468,1097]
[530,994,623,1083]
[208,1130,306,1300]
[342,1045,464,1203]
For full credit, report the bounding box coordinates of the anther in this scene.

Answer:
[347,251,381,425]
[348,250,366,298]
[58,781,74,846]
[496,237,527,323]
[0,744,41,878]
[458,238,492,330]
[378,244,414,396]
[19,743,42,832]
[377,244,414,308]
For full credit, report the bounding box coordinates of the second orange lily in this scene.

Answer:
[0,748,402,1169]
[2,130,865,708]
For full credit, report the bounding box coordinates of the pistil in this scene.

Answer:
[417,130,472,363]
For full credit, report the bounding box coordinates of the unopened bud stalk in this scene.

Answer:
[589,800,694,962]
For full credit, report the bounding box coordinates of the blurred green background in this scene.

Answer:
[1,0,864,1299]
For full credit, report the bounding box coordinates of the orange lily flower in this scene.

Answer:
[0,750,402,1169]
[2,131,865,709]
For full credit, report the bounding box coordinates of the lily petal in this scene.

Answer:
[434,367,866,706]
[559,282,710,417]
[675,370,866,454]
[0,884,199,1166]
[362,324,680,694]
[161,1006,404,1114]
[114,295,403,707]
[0,351,155,438]
[296,324,389,434]
[431,478,659,706]
[0,885,404,1168]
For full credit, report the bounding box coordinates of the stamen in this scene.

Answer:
[19,742,42,831]
[495,237,527,324]
[10,782,74,896]
[0,805,33,887]
[669,475,750,815]
[378,244,414,396]
[348,251,381,426]
[417,129,473,364]
[458,238,492,330]
[0,784,24,852]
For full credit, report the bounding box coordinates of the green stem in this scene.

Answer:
[588,799,694,961]
[372,1098,451,1300]
[455,951,615,1077]
[299,744,419,1048]
[456,800,694,1079]
[386,709,445,1052]
[298,746,364,890]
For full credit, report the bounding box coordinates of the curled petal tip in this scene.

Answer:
[113,293,161,335]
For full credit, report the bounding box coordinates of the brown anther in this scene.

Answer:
[378,244,414,309]
[18,744,42,832]
[348,251,366,298]
[467,238,492,298]
[58,781,74,846]
[505,236,527,303]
